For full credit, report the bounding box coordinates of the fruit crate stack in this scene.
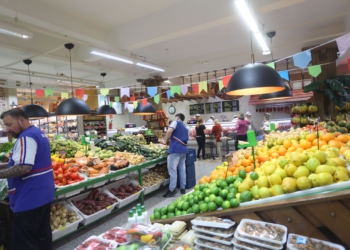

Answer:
[191,216,235,250]
[232,219,287,250]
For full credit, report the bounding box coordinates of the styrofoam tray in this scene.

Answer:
[234,231,283,250]
[240,180,350,207]
[287,233,345,250]
[162,178,170,186]
[103,178,144,208]
[86,174,108,188]
[232,238,273,250]
[67,188,118,225]
[55,186,85,199]
[109,173,127,182]
[195,232,233,246]
[98,227,130,245]
[194,238,232,250]
[192,225,234,238]
[52,201,83,241]
[191,216,235,228]
[74,235,118,250]
[236,219,287,245]
[55,174,88,198]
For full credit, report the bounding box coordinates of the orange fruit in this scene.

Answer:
[257,154,269,163]
[337,134,349,143]
[228,166,235,172]
[233,169,238,176]
[241,159,251,167]
[203,176,211,182]
[199,178,206,184]
[323,133,335,143]
[300,140,312,149]
[328,139,341,149]
[306,134,316,142]
[278,147,287,156]
[238,165,246,170]
[340,146,350,155]
[270,152,279,159]
[245,165,253,173]
[244,153,250,159]
[312,139,327,147]
[283,140,292,149]
[288,146,296,152]
[210,173,219,180]
[226,171,233,177]
[235,161,241,167]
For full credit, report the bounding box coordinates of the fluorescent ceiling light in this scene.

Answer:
[135,62,165,72]
[254,32,270,52]
[262,51,271,55]
[0,22,33,39]
[91,51,133,64]
[235,0,259,33]
[164,80,171,83]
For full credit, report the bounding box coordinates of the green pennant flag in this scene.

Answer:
[218,80,224,90]
[154,94,160,104]
[133,101,138,109]
[308,65,322,77]
[109,102,113,108]
[100,88,109,96]
[170,86,181,96]
[44,88,53,97]
[114,96,120,102]
[199,81,207,93]
[61,92,68,99]
[267,62,275,69]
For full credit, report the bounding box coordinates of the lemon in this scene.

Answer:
[258,187,271,199]
[300,152,309,163]
[293,166,310,179]
[331,158,347,167]
[316,173,333,186]
[270,185,285,196]
[278,158,289,169]
[282,177,297,193]
[268,173,282,186]
[274,168,287,179]
[305,157,320,172]
[238,182,251,193]
[290,152,303,167]
[284,164,297,177]
[333,170,349,182]
[308,173,319,187]
[315,165,335,175]
[263,164,275,176]
[325,158,337,166]
[336,167,349,176]
[250,185,260,199]
[257,176,270,188]
[314,150,327,164]
[296,176,312,190]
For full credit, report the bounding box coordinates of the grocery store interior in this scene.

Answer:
[0,0,350,249]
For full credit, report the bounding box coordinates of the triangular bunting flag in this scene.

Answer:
[117,102,121,109]
[100,88,109,96]
[278,70,290,81]
[218,80,224,90]
[114,96,120,102]
[147,87,158,97]
[222,75,231,88]
[166,90,171,100]
[192,83,199,94]
[133,101,138,109]
[154,94,160,104]
[267,62,275,69]
[170,86,181,96]
[82,94,88,101]
[109,102,113,108]
[128,103,134,112]
[61,92,68,99]
[293,50,312,69]
[120,88,130,98]
[142,98,147,107]
[36,89,44,98]
[308,65,322,77]
[44,88,53,97]
[130,96,136,101]
[76,89,84,98]
[199,81,207,93]
[180,85,188,95]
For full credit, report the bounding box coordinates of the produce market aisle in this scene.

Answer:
[53,159,219,250]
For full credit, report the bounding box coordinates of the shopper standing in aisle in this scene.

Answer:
[162,113,189,198]
[206,116,215,124]
[232,113,251,150]
[195,118,206,160]
[0,108,54,250]
[261,113,272,133]
[231,114,238,127]
[211,119,223,160]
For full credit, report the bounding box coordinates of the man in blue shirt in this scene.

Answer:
[162,113,189,198]
[0,108,54,250]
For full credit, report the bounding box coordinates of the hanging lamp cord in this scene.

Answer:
[69,49,74,97]
[27,65,33,105]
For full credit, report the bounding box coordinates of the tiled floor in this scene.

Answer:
[53,159,220,250]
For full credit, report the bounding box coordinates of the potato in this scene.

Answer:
[54,210,61,216]
[55,204,61,210]
[61,212,67,218]
[54,217,61,224]
[61,218,67,225]
[53,221,59,228]
[50,216,55,222]
[50,206,56,212]
[62,208,68,214]
[69,216,77,223]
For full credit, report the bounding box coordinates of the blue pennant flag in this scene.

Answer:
[147,87,158,97]
[278,70,290,81]
[293,50,312,69]
[166,90,171,100]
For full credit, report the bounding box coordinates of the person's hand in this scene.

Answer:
[159,139,167,145]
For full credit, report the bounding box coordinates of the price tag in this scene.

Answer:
[106,205,111,210]
[58,226,66,231]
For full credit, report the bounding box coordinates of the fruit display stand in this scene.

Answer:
[153,188,350,248]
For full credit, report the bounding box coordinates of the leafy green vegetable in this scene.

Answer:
[0,142,14,153]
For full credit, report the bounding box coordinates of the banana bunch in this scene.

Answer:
[300,116,308,125]
[291,105,300,113]
[336,113,346,123]
[345,102,350,111]
[292,115,301,124]
[299,104,308,113]
[308,104,318,113]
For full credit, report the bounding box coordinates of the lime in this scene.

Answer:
[182,201,190,211]
[211,187,220,196]
[154,208,160,214]
[216,179,222,187]
[209,194,216,202]
[167,212,175,218]
[237,177,244,182]
[219,181,228,189]
[208,201,217,211]
[233,180,242,188]
[189,199,195,207]
[150,214,155,221]
[161,215,167,219]
[219,189,228,199]
[250,172,259,181]
[199,203,208,213]
[175,210,182,216]
[160,207,168,216]
[198,200,205,205]
[194,185,200,191]
[238,170,247,179]
[193,196,199,204]
[214,196,224,207]
[222,200,231,209]
[197,192,204,201]
[228,187,238,195]
[240,191,253,203]
[187,207,193,214]
[199,184,206,191]
[203,188,211,197]
[230,198,240,208]
[176,202,183,211]
[226,193,236,200]
[192,204,200,214]
[167,204,175,213]
[188,194,194,200]
[226,176,235,184]
[181,211,187,216]
[154,211,161,220]
[181,195,189,201]
[204,197,210,203]
[229,183,235,188]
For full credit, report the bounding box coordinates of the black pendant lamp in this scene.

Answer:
[21,59,49,119]
[133,102,157,115]
[226,32,285,96]
[55,43,91,116]
[96,73,116,116]
[259,84,293,100]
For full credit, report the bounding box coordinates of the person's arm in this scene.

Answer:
[164,128,174,144]
[232,121,240,132]
[0,165,32,178]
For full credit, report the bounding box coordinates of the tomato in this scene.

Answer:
[67,180,74,185]
[64,172,71,179]
[62,164,68,171]
[52,162,57,168]
[71,166,78,173]
[53,173,57,180]
[57,162,63,167]
[57,168,63,174]
[70,172,78,180]
[57,174,63,180]
[54,180,60,185]
[61,178,67,185]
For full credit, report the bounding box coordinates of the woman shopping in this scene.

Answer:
[232,113,251,150]
[195,118,206,159]
[211,119,223,160]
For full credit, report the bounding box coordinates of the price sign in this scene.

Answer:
[205,103,213,114]
[222,100,240,112]
[189,104,205,115]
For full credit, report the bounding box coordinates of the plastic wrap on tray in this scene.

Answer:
[195,238,232,250]
[126,223,163,247]
[192,225,235,238]
[75,235,118,250]
[234,231,283,249]
[287,233,345,250]
[191,216,235,228]
[166,240,194,250]
[100,227,129,245]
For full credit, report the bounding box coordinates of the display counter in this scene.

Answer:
[153,188,350,248]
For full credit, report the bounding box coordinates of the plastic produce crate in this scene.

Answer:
[177,163,196,189]
[103,178,144,208]
[51,201,83,241]
[185,148,197,165]
[128,172,162,195]
[67,188,118,225]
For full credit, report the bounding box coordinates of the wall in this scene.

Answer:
[105,108,147,129]
[162,96,291,129]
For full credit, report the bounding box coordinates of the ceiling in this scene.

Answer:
[0,0,348,95]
